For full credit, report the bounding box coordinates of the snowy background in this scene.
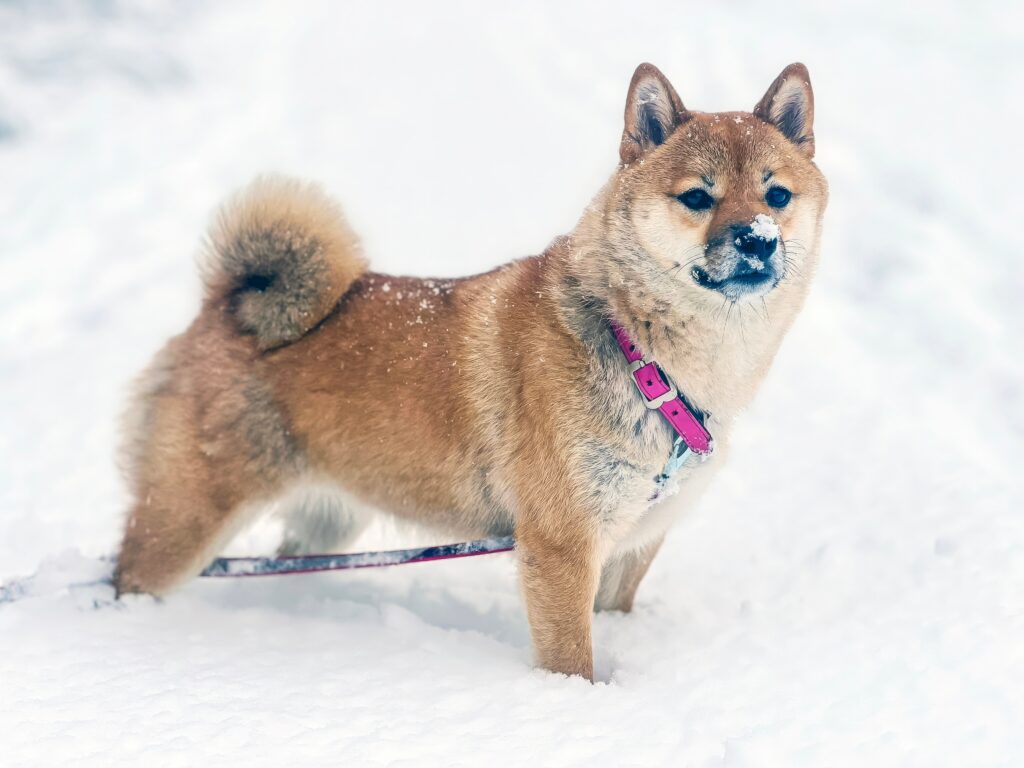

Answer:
[1,1,1022,765]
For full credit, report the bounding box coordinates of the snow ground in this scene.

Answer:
[1,1,1022,765]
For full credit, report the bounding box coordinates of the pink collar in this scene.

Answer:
[610,322,713,455]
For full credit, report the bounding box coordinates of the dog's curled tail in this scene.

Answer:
[201,175,366,349]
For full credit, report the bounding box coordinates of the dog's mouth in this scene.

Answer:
[691,261,781,299]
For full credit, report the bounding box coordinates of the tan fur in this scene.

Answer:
[115,63,828,680]
[202,176,365,350]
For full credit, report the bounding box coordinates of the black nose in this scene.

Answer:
[733,225,777,260]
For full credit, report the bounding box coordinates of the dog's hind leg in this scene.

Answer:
[275,485,371,556]
[115,362,302,597]
[115,479,263,597]
[593,536,664,613]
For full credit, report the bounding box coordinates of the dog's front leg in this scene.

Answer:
[516,521,599,680]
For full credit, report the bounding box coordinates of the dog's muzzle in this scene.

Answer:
[691,220,783,300]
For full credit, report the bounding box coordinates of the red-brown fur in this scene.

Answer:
[116,63,827,680]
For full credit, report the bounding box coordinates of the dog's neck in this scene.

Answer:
[548,229,809,423]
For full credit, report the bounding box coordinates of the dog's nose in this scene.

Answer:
[733,225,777,261]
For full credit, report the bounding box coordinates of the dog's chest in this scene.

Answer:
[576,391,707,536]
[566,335,727,542]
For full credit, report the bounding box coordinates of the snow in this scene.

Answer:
[1,1,1023,766]
[750,213,780,241]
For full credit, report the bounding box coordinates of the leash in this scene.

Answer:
[0,537,516,605]
[200,536,516,577]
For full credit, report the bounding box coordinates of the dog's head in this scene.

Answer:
[593,63,827,312]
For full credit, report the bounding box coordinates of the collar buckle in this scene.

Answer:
[628,359,679,410]
[610,320,714,457]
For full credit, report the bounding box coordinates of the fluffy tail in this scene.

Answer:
[201,175,366,349]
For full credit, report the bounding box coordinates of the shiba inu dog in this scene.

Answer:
[116,62,827,680]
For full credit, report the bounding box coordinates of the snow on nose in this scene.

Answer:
[750,213,780,241]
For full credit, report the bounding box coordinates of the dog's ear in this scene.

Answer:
[753,63,815,157]
[620,63,688,165]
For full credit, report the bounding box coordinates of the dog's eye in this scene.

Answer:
[676,188,715,211]
[765,186,792,208]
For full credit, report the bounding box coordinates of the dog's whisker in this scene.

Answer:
[737,304,749,349]
[655,262,682,279]
[721,300,735,346]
